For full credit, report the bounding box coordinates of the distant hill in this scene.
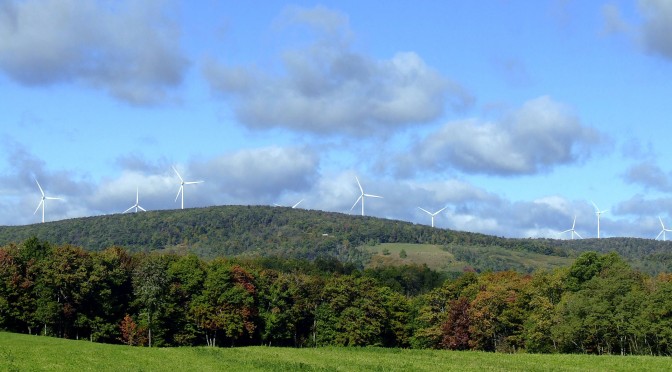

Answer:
[0,205,670,274]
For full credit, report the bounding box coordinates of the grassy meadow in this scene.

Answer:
[2,332,671,372]
[365,243,573,273]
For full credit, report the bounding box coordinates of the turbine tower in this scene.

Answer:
[173,166,203,210]
[592,202,608,239]
[34,179,63,223]
[350,176,382,216]
[418,206,448,228]
[656,217,672,241]
[123,187,146,213]
[560,215,583,240]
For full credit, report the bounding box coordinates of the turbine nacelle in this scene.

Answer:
[418,206,448,228]
[33,179,63,223]
[656,217,672,241]
[173,166,204,210]
[350,176,382,216]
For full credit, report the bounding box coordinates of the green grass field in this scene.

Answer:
[2,332,670,371]
[365,243,573,273]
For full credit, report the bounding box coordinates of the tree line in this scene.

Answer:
[1,238,672,355]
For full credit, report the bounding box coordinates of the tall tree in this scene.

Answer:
[133,254,170,347]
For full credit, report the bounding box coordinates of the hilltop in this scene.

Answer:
[0,205,670,274]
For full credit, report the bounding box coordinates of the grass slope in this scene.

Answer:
[366,243,574,273]
[1,332,670,371]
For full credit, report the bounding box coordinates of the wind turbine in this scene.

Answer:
[273,199,304,208]
[34,179,63,223]
[418,206,448,228]
[123,187,146,213]
[350,176,383,216]
[656,217,672,241]
[592,202,608,239]
[560,216,583,240]
[173,166,203,210]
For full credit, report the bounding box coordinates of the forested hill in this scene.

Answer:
[0,205,670,272]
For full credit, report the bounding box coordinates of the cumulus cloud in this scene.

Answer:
[404,96,602,176]
[603,1,672,61]
[203,5,472,135]
[622,162,672,192]
[0,0,188,105]
[192,146,320,202]
[638,0,672,60]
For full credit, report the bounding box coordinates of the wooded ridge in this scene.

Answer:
[0,205,670,274]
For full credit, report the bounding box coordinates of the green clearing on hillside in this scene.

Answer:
[366,243,574,273]
[1,332,669,372]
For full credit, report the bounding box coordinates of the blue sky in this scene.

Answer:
[1,0,672,239]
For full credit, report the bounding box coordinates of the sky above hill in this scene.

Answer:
[1,0,672,239]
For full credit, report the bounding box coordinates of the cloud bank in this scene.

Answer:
[203,6,473,135]
[404,96,602,176]
[0,0,188,105]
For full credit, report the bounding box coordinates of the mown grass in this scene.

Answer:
[2,331,671,371]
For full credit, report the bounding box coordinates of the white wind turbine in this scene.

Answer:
[350,176,383,216]
[656,217,672,241]
[560,216,583,240]
[34,179,63,223]
[274,199,304,208]
[418,206,448,228]
[173,166,204,210]
[592,202,608,239]
[123,187,146,213]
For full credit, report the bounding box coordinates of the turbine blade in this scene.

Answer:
[292,199,304,208]
[172,166,184,182]
[574,231,583,239]
[35,179,44,196]
[418,207,432,215]
[273,203,281,207]
[436,206,449,214]
[657,230,664,240]
[138,206,146,212]
[184,181,203,185]
[560,229,572,234]
[355,176,363,194]
[34,200,43,215]
[45,197,61,200]
[123,206,134,213]
[660,217,665,229]
[364,194,383,198]
[350,195,362,211]
[572,216,577,229]
[175,186,183,202]
[591,201,599,212]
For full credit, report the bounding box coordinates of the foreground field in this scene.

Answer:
[1,332,670,371]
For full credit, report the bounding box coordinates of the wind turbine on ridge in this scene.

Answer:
[418,206,448,228]
[173,166,203,210]
[34,179,63,223]
[656,217,672,241]
[274,199,304,208]
[123,187,146,213]
[560,215,583,239]
[592,202,608,239]
[350,176,382,216]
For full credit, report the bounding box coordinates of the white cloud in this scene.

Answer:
[203,6,472,135]
[639,0,672,60]
[0,0,188,105]
[405,96,602,176]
